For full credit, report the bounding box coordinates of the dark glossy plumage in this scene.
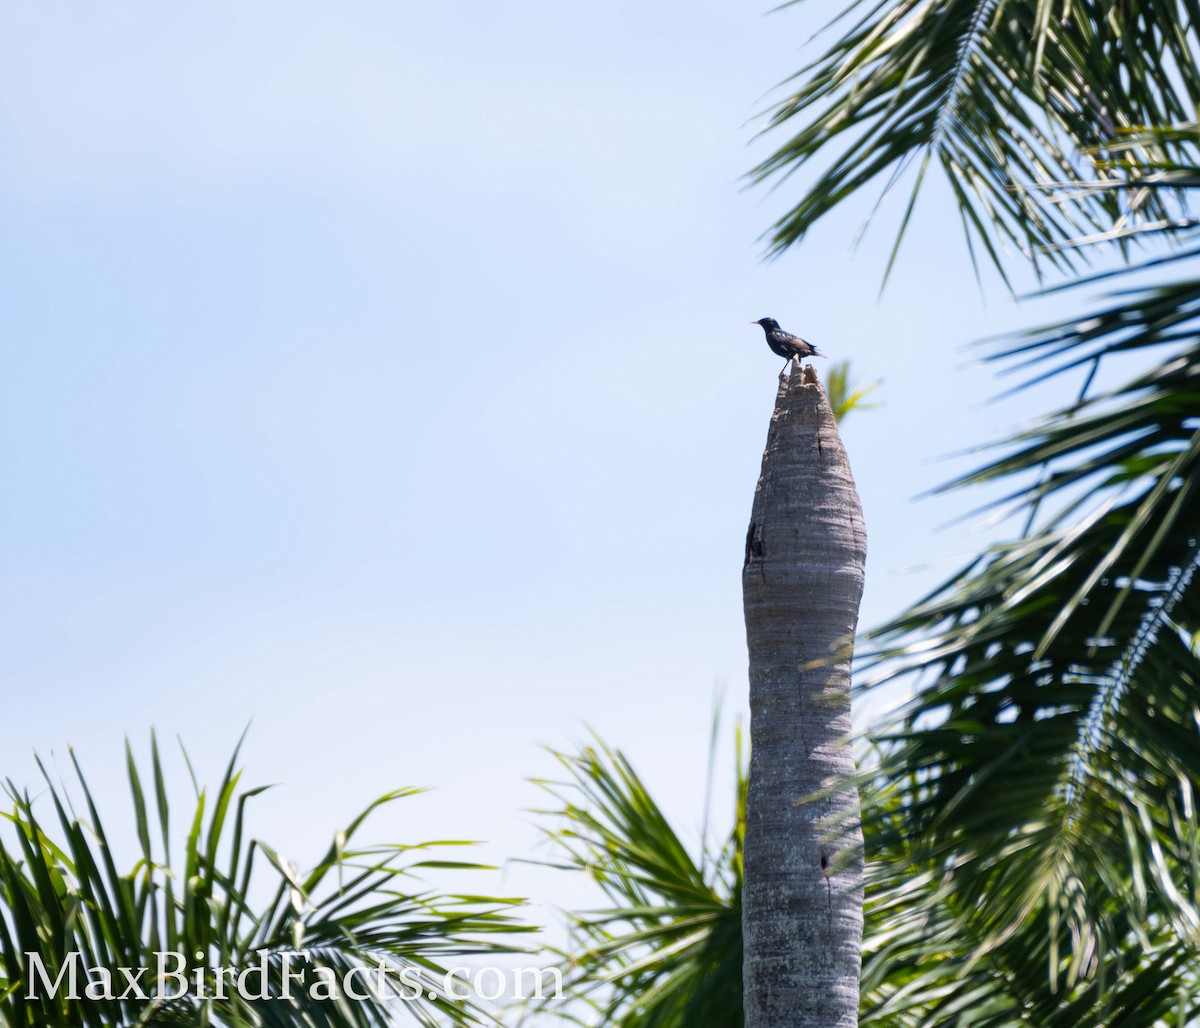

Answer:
[752,317,824,371]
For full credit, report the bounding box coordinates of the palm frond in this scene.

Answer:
[753,0,1200,274]
[826,360,883,423]
[861,747,1200,1026]
[530,725,745,1027]
[854,283,1200,1017]
[0,734,532,1027]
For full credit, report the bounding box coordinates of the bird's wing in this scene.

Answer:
[780,332,812,350]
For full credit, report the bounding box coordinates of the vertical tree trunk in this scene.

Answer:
[742,362,866,1027]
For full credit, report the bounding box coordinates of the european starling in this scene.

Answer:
[752,317,824,373]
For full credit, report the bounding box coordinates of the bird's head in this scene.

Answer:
[752,317,779,330]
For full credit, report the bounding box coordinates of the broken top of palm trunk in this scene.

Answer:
[742,361,866,1028]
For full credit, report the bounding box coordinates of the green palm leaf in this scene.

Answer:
[856,287,1200,1021]
[0,734,532,1027]
[530,723,745,1027]
[746,0,1200,1018]
[826,360,883,423]
[753,0,1200,275]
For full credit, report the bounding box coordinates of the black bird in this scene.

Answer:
[752,317,824,373]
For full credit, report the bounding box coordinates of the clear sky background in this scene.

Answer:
[1,0,1102,976]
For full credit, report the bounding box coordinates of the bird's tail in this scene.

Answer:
[811,344,826,358]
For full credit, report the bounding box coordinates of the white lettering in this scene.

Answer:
[309,965,338,1000]
[513,965,562,1000]
[24,953,79,999]
[156,951,188,1000]
[443,967,471,999]
[474,967,504,1001]
[343,965,374,1000]
[84,966,114,1001]
[117,965,147,1000]
[236,951,270,1001]
[396,965,423,1000]
[280,951,305,999]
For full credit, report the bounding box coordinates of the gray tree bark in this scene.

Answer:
[742,362,866,1027]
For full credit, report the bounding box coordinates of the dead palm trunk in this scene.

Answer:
[742,362,866,1027]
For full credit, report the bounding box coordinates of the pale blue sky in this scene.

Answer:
[2,0,1095,967]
